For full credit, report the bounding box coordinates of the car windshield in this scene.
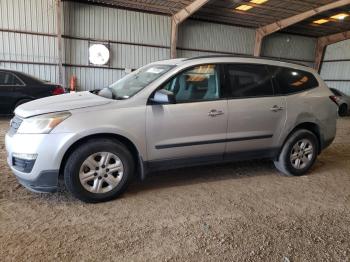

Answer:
[108,64,174,99]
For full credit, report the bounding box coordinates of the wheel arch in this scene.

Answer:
[278,122,322,159]
[59,133,143,180]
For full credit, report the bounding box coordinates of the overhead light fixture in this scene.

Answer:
[313,19,329,25]
[250,0,268,4]
[330,13,349,20]
[235,4,253,11]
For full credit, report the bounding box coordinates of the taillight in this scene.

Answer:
[52,86,65,95]
[329,95,340,106]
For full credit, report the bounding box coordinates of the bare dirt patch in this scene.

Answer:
[0,117,349,261]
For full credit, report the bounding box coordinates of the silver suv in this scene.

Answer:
[5,56,337,202]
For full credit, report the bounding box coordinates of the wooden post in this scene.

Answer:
[56,0,64,86]
[254,30,264,57]
[314,40,326,73]
[254,0,350,57]
[170,18,178,59]
[314,30,350,72]
[170,0,211,59]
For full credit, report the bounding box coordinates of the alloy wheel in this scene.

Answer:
[290,139,314,170]
[79,152,124,194]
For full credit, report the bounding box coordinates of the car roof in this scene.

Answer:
[153,55,315,73]
[0,68,21,73]
[0,68,47,84]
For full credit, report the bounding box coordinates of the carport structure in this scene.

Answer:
[75,0,350,66]
[1,0,350,93]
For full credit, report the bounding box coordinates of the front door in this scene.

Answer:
[146,64,228,162]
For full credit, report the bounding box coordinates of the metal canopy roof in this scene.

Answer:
[72,0,350,37]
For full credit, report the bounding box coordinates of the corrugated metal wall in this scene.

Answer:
[177,20,255,56]
[0,0,57,33]
[0,0,319,91]
[0,0,59,82]
[177,20,316,68]
[261,33,316,68]
[63,1,171,90]
[320,40,350,95]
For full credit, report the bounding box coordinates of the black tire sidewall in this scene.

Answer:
[64,139,134,203]
[339,104,348,117]
[280,130,318,176]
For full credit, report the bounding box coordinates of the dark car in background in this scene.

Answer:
[330,88,350,117]
[0,69,65,115]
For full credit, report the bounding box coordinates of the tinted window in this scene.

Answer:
[330,88,342,96]
[226,64,274,98]
[268,66,319,95]
[0,72,22,86]
[164,64,221,103]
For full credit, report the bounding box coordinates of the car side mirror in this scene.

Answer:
[150,89,175,104]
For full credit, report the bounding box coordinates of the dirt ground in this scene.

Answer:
[0,117,349,262]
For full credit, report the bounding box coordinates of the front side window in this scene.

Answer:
[226,64,274,98]
[164,64,221,103]
[0,72,23,86]
[109,64,173,99]
[268,66,319,95]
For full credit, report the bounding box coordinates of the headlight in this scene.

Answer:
[17,112,71,134]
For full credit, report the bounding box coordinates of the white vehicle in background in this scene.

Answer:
[330,88,350,116]
[5,56,338,203]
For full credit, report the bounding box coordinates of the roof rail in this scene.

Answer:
[184,54,311,67]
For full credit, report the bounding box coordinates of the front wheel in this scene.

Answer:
[64,139,135,203]
[274,129,318,176]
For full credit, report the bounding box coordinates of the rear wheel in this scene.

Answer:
[339,104,348,117]
[64,139,134,203]
[274,129,318,176]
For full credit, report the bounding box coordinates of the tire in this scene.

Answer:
[274,129,319,176]
[338,104,348,117]
[64,138,135,203]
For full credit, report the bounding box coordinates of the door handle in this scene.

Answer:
[270,105,284,112]
[208,109,224,117]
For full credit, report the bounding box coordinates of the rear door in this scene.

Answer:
[0,71,23,114]
[146,64,228,162]
[224,63,287,158]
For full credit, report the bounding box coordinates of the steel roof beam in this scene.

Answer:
[253,0,350,57]
[171,0,211,58]
[314,30,350,72]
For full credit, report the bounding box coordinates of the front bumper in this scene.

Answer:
[5,132,75,193]
[16,170,59,193]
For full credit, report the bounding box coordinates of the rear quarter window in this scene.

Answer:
[0,71,23,86]
[267,66,319,95]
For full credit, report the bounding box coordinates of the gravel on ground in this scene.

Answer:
[0,117,349,261]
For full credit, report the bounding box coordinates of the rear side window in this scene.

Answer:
[0,72,23,86]
[225,64,274,98]
[267,66,319,95]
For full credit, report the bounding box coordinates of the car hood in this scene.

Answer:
[15,91,112,118]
